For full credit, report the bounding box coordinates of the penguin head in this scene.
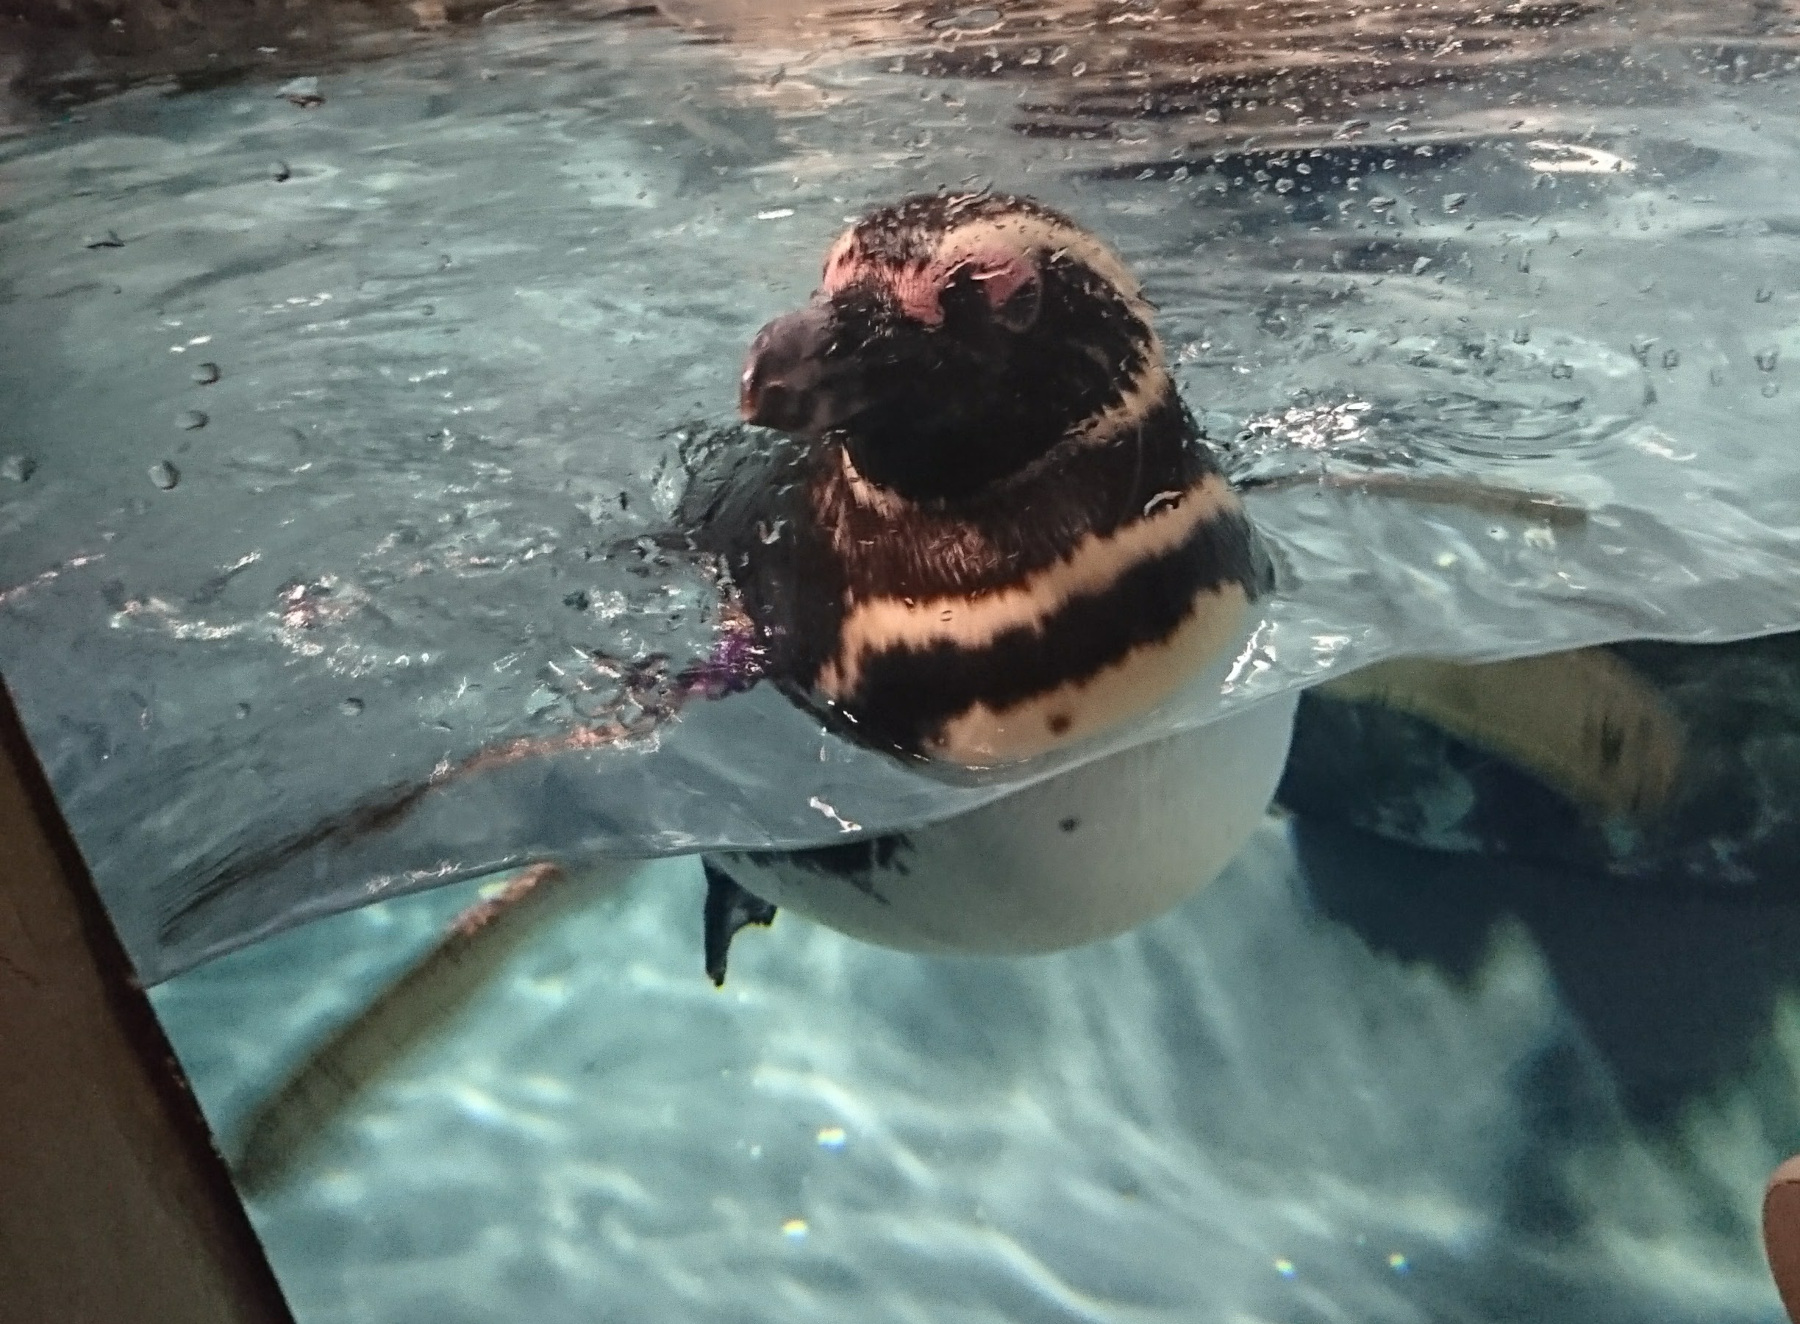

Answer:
[739,192,1169,503]
[713,193,1262,767]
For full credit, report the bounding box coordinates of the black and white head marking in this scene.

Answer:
[723,192,1266,765]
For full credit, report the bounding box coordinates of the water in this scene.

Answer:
[2,2,1799,977]
[2,1,1799,1318]
[151,826,1800,1323]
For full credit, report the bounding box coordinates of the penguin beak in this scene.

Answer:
[740,299,870,437]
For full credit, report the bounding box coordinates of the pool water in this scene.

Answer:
[3,0,1798,976]
[2,1,1799,1319]
[151,823,1800,1323]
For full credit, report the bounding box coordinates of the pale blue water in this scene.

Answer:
[2,1,1799,1319]
[151,824,1800,1323]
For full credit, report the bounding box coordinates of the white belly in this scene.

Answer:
[715,692,1299,955]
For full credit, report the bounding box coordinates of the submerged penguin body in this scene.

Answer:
[695,192,1293,968]
[715,694,1297,957]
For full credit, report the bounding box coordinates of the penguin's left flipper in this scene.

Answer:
[1240,470,1585,528]
[232,859,638,1195]
[703,859,777,987]
[1318,648,1686,821]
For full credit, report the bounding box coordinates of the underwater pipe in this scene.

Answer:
[0,677,296,1324]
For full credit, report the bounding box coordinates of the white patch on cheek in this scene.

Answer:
[1072,358,1172,445]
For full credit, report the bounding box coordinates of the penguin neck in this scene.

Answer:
[817,374,1211,602]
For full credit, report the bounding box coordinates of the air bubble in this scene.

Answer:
[1661,348,1680,369]
[1442,192,1468,213]
[340,697,364,717]
[1,454,35,483]
[1755,347,1780,371]
[272,161,291,182]
[148,460,180,490]
[1756,286,1774,303]
[1763,382,1781,397]
[1511,326,1531,344]
[1550,362,1574,379]
[178,409,209,430]
[192,362,221,385]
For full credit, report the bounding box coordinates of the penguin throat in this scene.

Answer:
[837,414,1058,506]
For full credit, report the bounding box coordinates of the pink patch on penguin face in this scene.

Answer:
[820,227,1041,328]
[820,232,864,294]
[934,246,1038,320]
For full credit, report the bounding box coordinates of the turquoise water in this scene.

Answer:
[1,1,1799,1318]
[152,825,1800,1322]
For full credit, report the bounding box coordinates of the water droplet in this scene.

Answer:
[1550,362,1574,379]
[1762,382,1781,397]
[1410,256,1432,275]
[191,361,220,385]
[1755,347,1780,371]
[1274,177,1294,193]
[148,460,180,490]
[1,454,36,483]
[929,5,1000,29]
[279,76,323,109]
[1070,61,1088,77]
[1442,192,1468,213]
[563,589,590,611]
[1756,286,1774,303]
[1203,107,1222,123]
[1661,347,1680,369]
[1710,366,1726,386]
[1517,250,1532,274]
[178,409,208,431]
[340,697,364,717]
[1511,326,1531,344]
[83,230,124,250]
[271,161,291,182]
[235,702,252,718]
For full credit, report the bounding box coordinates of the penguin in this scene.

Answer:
[229,192,1303,1189]
[230,192,1652,1189]
[687,191,1299,977]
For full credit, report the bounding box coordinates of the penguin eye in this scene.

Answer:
[945,254,1042,333]
[936,255,1051,332]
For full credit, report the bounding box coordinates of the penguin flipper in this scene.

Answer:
[702,859,777,987]
[232,860,636,1194]
[1318,648,1686,820]
[1240,470,1584,528]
